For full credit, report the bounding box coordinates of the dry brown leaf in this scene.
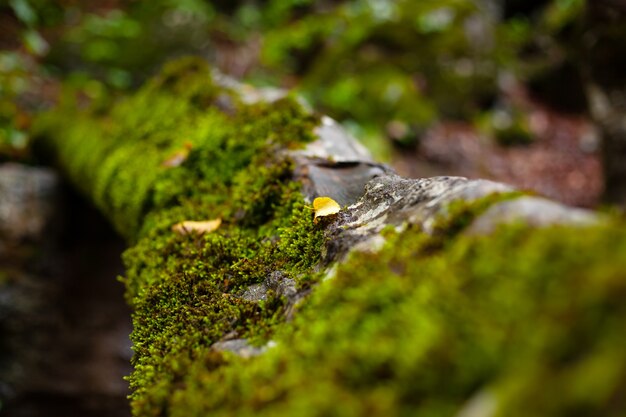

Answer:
[162,142,193,168]
[172,218,222,235]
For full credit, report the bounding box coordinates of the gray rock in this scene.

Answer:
[240,283,268,302]
[212,338,273,359]
[296,161,389,207]
[239,271,299,304]
[324,174,513,262]
[467,196,600,235]
[265,271,298,301]
[298,116,375,163]
[212,68,288,105]
[0,163,58,241]
[291,116,390,206]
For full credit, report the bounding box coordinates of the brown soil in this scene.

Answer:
[394,91,602,208]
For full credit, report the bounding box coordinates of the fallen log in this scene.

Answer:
[33,57,626,417]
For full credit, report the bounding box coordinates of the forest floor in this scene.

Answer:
[394,92,602,208]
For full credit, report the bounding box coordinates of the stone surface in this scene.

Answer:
[292,116,391,206]
[324,174,513,262]
[0,163,58,241]
[319,172,601,265]
[211,339,269,359]
[212,69,288,105]
[300,116,375,163]
[466,196,600,235]
[265,271,298,302]
[238,271,299,304]
[240,283,268,302]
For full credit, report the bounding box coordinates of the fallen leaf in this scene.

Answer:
[172,218,222,235]
[313,196,341,221]
[162,142,193,167]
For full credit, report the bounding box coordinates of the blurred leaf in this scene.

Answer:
[22,29,48,56]
[9,0,37,26]
[543,0,584,31]
[107,68,132,89]
[162,142,192,168]
[417,7,455,33]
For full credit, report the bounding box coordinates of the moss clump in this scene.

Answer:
[34,57,319,240]
[161,221,626,417]
[33,56,327,416]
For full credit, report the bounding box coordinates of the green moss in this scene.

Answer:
[33,56,626,417]
[34,57,318,239]
[161,220,626,417]
[34,56,327,416]
[121,149,327,414]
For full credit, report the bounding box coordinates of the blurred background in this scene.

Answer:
[2,0,626,208]
[1,1,626,415]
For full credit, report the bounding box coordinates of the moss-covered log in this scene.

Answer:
[33,57,626,417]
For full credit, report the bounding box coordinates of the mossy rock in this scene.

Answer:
[33,57,626,417]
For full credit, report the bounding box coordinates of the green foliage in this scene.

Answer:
[0,53,31,159]
[213,0,584,147]
[260,0,491,128]
[43,1,217,88]
[8,0,51,56]
[23,0,584,131]
[543,0,585,33]
[2,0,591,161]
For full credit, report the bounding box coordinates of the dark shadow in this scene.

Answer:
[0,180,132,417]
